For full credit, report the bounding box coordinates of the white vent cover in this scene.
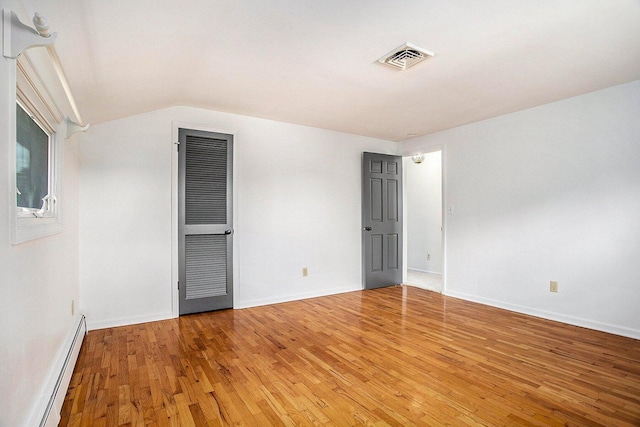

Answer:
[378,43,434,71]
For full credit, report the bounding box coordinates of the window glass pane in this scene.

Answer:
[16,104,49,209]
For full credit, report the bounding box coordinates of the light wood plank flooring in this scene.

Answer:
[60,286,640,426]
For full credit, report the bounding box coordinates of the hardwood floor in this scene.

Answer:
[60,286,640,426]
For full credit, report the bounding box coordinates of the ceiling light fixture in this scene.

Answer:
[378,42,434,71]
[411,153,424,164]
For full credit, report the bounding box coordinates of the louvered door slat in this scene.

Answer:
[185,136,227,225]
[185,235,227,299]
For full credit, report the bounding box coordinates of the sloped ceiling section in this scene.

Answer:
[24,0,640,141]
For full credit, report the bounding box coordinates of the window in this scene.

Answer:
[16,102,55,216]
[11,55,64,244]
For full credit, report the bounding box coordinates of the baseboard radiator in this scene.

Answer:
[39,314,87,427]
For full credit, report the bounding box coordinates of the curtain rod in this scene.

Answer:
[33,13,85,126]
[4,9,86,127]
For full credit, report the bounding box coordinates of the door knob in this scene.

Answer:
[224,229,233,235]
[363,226,372,231]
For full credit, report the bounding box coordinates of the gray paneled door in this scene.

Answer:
[362,152,403,289]
[178,128,233,315]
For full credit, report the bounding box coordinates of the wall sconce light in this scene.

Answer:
[411,153,424,164]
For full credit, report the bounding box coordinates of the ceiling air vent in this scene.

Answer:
[378,43,434,71]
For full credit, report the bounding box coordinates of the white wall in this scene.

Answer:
[405,152,442,273]
[79,106,395,329]
[0,3,81,425]
[399,80,640,339]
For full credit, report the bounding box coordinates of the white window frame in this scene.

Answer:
[16,100,56,217]
[10,55,64,244]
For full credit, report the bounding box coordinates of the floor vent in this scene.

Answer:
[378,42,434,71]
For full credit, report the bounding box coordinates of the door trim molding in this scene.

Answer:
[171,120,238,318]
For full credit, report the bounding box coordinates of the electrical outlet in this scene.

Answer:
[550,281,558,293]
[302,267,308,277]
[71,299,75,315]
[427,254,431,261]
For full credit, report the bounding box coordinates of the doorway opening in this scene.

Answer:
[403,150,443,292]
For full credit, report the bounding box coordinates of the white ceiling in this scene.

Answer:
[23,0,640,141]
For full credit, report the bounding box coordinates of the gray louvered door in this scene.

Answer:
[179,128,233,315]
[362,152,403,289]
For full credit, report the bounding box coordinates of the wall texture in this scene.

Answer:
[399,80,640,338]
[0,2,81,424]
[79,106,396,329]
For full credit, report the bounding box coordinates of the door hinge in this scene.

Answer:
[174,141,180,151]
[177,281,180,289]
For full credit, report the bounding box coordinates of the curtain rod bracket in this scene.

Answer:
[66,117,90,139]
[3,9,57,59]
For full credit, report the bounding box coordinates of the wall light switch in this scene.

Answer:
[302,267,308,277]
[550,281,558,293]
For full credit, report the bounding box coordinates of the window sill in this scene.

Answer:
[12,216,62,245]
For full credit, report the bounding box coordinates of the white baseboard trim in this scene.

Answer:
[444,290,640,340]
[29,314,87,427]
[235,285,360,310]
[88,287,361,329]
[407,268,442,275]
[86,311,175,331]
